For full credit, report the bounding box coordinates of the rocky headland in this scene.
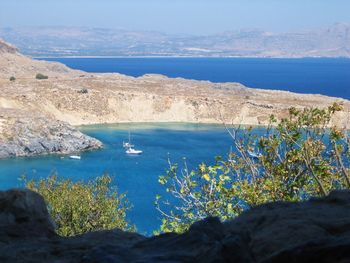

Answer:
[0,188,349,262]
[0,39,349,158]
[0,115,102,158]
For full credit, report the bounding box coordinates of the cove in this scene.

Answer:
[0,123,236,234]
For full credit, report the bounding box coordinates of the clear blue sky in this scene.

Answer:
[1,0,349,34]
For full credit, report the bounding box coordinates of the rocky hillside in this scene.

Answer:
[0,39,75,78]
[0,39,349,158]
[1,188,349,262]
[0,39,18,54]
[0,39,102,158]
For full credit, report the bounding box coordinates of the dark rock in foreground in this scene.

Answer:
[0,189,349,262]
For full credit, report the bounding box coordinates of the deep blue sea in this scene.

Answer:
[1,58,350,234]
[40,57,350,99]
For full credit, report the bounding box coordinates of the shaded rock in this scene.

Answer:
[223,190,350,263]
[0,189,349,262]
[0,189,55,240]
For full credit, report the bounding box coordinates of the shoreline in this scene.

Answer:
[1,38,350,160]
[33,55,350,59]
[76,121,270,130]
[0,122,259,161]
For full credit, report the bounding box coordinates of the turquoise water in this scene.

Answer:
[0,123,234,234]
[3,57,350,234]
[39,57,350,99]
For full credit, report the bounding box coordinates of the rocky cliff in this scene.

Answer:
[0,39,349,158]
[0,189,349,262]
[0,115,102,158]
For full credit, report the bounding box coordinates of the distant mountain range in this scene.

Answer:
[1,23,350,57]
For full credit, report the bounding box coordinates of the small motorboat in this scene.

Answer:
[126,147,143,155]
[69,155,81,160]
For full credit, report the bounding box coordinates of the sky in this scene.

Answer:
[1,0,350,35]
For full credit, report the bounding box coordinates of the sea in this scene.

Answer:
[41,57,350,99]
[1,58,349,234]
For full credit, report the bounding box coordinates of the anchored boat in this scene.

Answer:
[69,155,81,160]
[247,150,262,159]
[124,131,143,155]
[126,147,143,155]
[123,131,135,148]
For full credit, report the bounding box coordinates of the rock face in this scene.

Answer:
[0,116,102,158]
[0,189,349,263]
[0,189,55,239]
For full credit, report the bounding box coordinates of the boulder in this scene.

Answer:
[0,189,349,262]
[0,189,55,239]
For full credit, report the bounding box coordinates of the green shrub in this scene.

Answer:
[9,76,16,81]
[156,103,350,233]
[24,174,133,236]
[77,88,88,94]
[35,73,48,80]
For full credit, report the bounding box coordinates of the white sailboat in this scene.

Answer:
[228,146,236,163]
[126,147,143,155]
[124,131,143,155]
[247,150,262,159]
[123,141,134,148]
[123,131,134,148]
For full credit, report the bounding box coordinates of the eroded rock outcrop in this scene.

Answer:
[0,115,102,158]
[0,189,349,262]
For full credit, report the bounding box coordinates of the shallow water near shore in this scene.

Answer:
[0,123,238,234]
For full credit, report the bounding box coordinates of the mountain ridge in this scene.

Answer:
[1,23,350,57]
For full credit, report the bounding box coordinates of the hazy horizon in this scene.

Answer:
[1,0,350,35]
[1,22,350,36]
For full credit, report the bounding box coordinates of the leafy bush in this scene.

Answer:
[156,103,350,233]
[35,73,48,80]
[24,174,133,236]
[9,76,16,81]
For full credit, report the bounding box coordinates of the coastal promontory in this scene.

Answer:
[0,39,349,158]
